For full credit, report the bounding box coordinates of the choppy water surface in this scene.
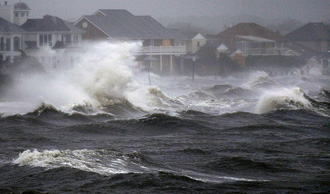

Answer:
[0,42,329,194]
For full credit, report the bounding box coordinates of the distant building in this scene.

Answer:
[74,9,186,74]
[0,0,85,69]
[215,23,287,56]
[183,32,207,54]
[0,17,26,63]
[285,22,330,53]
[21,15,84,69]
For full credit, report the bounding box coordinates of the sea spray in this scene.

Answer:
[0,41,143,115]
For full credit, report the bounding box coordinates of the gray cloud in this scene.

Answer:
[3,0,330,22]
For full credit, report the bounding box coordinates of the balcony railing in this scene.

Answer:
[239,47,285,55]
[137,46,186,55]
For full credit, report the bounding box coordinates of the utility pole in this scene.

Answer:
[192,56,195,82]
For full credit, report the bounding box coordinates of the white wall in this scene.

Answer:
[0,5,14,23]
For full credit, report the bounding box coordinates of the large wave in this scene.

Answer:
[0,42,176,117]
[257,87,321,114]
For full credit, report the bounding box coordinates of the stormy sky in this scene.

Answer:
[3,0,330,23]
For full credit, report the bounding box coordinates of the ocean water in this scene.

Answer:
[0,42,329,194]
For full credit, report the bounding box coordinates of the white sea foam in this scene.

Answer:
[13,149,265,183]
[13,149,145,175]
[257,87,312,114]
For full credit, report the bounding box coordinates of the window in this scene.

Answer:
[73,35,79,45]
[14,37,20,51]
[65,34,71,43]
[39,34,52,46]
[39,35,43,46]
[197,41,200,47]
[6,38,11,51]
[21,13,25,17]
[0,37,4,51]
[15,13,19,17]
[252,42,259,48]
[48,34,52,46]
[62,34,72,44]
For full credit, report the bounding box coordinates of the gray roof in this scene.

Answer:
[236,35,275,42]
[97,9,134,17]
[14,2,31,10]
[21,16,84,33]
[285,23,330,41]
[82,10,183,39]
[216,23,284,41]
[0,17,26,33]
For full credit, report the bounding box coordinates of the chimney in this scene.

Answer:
[5,1,7,6]
[43,14,52,19]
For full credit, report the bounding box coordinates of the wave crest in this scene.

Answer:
[257,87,312,114]
[13,149,149,175]
[245,71,276,89]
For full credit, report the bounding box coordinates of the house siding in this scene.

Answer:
[191,38,206,53]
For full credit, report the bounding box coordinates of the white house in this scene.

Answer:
[0,1,84,69]
[0,17,26,63]
[183,33,207,54]
[20,15,84,69]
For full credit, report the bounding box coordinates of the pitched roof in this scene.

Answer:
[0,17,26,33]
[285,23,330,41]
[216,23,284,41]
[21,15,84,33]
[236,35,275,42]
[217,44,228,50]
[79,10,183,39]
[287,42,322,59]
[136,16,185,39]
[96,9,134,17]
[14,2,31,10]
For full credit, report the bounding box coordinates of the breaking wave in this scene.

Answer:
[13,149,262,184]
[257,87,317,114]
[0,42,176,117]
[13,149,149,175]
[244,71,277,89]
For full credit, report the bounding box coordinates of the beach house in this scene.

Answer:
[74,9,186,74]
